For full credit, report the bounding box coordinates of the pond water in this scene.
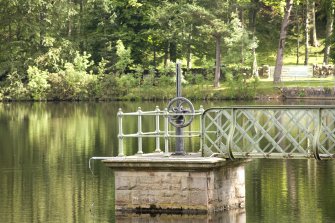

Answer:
[0,100,335,223]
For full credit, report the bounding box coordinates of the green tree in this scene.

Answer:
[304,0,310,65]
[192,1,229,88]
[0,0,76,78]
[311,0,319,47]
[322,0,334,64]
[273,0,294,84]
[115,40,133,75]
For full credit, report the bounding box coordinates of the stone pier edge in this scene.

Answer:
[103,152,248,214]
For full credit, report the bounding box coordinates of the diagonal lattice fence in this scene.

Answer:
[202,106,335,160]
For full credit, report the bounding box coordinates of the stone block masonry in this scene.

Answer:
[103,153,246,214]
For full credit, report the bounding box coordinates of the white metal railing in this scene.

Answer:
[117,105,204,156]
[202,106,335,160]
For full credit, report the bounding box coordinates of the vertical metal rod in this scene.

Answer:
[155,106,161,152]
[175,61,184,155]
[164,108,169,156]
[199,105,204,153]
[137,107,143,155]
[118,108,124,157]
[176,61,182,97]
[175,128,184,154]
[227,108,236,160]
[313,108,321,160]
[216,110,222,148]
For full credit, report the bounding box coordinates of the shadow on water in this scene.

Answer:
[114,208,246,223]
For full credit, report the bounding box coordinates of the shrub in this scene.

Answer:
[27,66,50,100]
[63,62,97,100]
[158,62,175,76]
[132,64,144,86]
[226,73,257,99]
[3,71,28,100]
[116,75,137,95]
[47,52,98,101]
[157,74,174,87]
[47,73,67,100]
[142,71,156,87]
[96,74,120,99]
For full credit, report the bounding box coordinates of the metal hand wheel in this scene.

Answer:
[167,97,195,128]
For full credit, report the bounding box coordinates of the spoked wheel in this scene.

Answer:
[167,97,195,128]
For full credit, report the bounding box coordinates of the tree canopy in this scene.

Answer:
[0,0,333,99]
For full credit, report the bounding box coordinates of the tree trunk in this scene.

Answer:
[79,0,85,51]
[240,8,245,64]
[296,37,300,65]
[214,35,221,88]
[186,43,192,69]
[304,0,309,65]
[252,47,258,77]
[68,0,72,37]
[186,27,193,69]
[295,3,300,64]
[79,0,83,35]
[311,1,319,47]
[164,42,169,67]
[273,0,294,84]
[324,6,334,65]
[250,0,259,77]
[153,45,157,70]
[169,42,177,63]
[39,2,47,48]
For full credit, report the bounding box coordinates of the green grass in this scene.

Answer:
[123,76,335,101]
[255,77,335,97]
[258,39,326,66]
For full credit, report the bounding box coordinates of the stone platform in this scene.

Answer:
[103,153,246,214]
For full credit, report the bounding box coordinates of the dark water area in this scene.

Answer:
[1,100,335,222]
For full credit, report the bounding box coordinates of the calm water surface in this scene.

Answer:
[1,101,335,223]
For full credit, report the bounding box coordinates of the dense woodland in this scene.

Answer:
[0,0,334,100]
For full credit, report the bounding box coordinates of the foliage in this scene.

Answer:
[116,75,137,93]
[224,15,258,65]
[1,72,28,100]
[96,74,120,99]
[142,71,156,87]
[132,64,144,86]
[27,66,50,100]
[115,40,134,75]
[158,62,176,76]
[226,73,259,99]
[34,38,77,73]
[0,0,332,101]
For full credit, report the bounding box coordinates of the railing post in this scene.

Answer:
[137,107,143,155]
[313,108,321,160]
[164,108,169,156]
[118,108,124,157]
[199,105,204,153]
[155,106,161,153]
[216,110,222,151]
[227,108,236,160]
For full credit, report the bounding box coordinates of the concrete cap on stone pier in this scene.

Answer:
[103,152,247,214]
[102,153,230,171]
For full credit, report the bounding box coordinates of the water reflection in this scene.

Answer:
[0,102,335,222]
[115,208,246,223]
[246,159,335,223]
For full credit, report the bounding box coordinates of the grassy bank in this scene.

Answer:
[123,77,335,101]
[1,74,334,102]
